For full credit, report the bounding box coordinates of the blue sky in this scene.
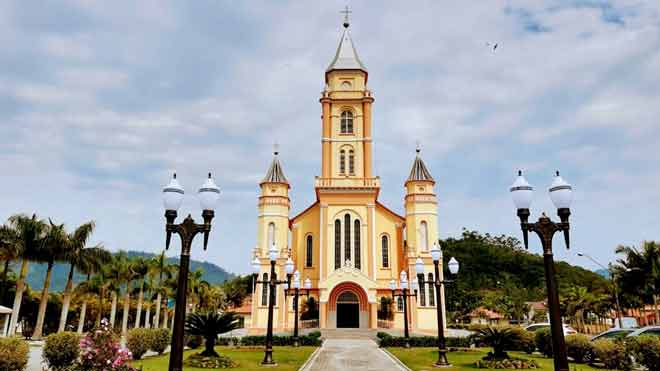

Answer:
[1,1,659,275]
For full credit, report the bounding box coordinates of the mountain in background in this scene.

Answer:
[16,250,234,293]
[595,268,611,279]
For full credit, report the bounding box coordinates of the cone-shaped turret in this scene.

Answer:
[406,148,434,184]
[326,17,367,83]
[261,150,289,186]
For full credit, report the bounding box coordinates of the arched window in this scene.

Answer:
[339,150,346,174]
[396,296,404,312]
[419,221,428,251]
[267,222,275,248]
[334,220,341,270]
[381,235,389,268]
[419,273,426,307]
[348,150,355,174]
[354,219,361,269]
[341,111,353,134]
[428,273,435,306]
[344,214,351,263]
[305,235,313,268]
[261,273,268,306]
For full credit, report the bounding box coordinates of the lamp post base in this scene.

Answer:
[262,350,277,366]
[433,351,451,368]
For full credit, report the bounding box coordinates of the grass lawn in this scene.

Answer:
[131,346,317,371]
[386,348,600,371]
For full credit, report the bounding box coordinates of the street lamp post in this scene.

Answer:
[415,243,460,368]
[284,271,312,346]
[389,271,418,348]
[162,173,220,371]
[251,246,294,366]
[577,252,624,329]
[510,170,573,371]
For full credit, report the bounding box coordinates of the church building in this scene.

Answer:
[250,17,446,333]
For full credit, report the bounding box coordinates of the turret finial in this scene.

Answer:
[415,140,421,154]
[340,5,351,28]
[273,142,280,156]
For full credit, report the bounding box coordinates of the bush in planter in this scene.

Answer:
[307,330,322,339]
[565,334,593,363]
[510,328,535,354]
[378,335,471,348]
[592,339,632,371]
[126,328,151,360]
[472,326,522,360]
[475,357,539,369]
[0,337,29,371]
[534,328,552,357]
[184,353,237,369]
[148,328,171,355]
[43,332,80,370]
[628,335,660,371]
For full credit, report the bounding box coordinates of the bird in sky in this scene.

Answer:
[486,42,499,51]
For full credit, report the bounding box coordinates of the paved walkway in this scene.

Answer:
[302,338,406,371]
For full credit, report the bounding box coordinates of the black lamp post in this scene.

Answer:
[162,173,220,371]
[284,271,312,346]
[510,170,573,371]
[389,270,418,348]
[415,243,459,367]
[251,245,294,366]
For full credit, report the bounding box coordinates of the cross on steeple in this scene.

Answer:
[341,5,352,28]
[273,141,280,156]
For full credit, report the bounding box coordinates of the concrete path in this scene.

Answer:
[302,338,407,371]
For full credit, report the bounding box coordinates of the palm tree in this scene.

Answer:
[120,256,137,336]
[131,257,149,328]
[616,242,660,324]
[0,224,19,304]
[473,326,521,360]
[6,214,47,336]
[185,311,240,357]
[187,268,209,312]
[150,251,169,328]
[73,273,100,334]
[32,220,68,339]
[57,221,105,333]
[107,253,129,330]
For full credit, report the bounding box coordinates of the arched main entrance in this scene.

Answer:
[328,281,369,329]
[336,292,359,328]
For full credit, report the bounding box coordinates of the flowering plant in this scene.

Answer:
[74,319,138,371]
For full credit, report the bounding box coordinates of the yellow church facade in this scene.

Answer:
[250,20,446,334]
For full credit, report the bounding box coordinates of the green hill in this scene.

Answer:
[15,250,234,293]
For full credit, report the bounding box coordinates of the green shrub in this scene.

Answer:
[238,334,322,346]
[534,328,552,357]
[307,330,322,339]
[126,328,151,360]
[510,328,536,354]
[565,334,593,363]
[628,335,660,371]
[0,337,29,371]
[376,331,391,340]
[183,353,237,368]
[148,328,171,355]
[592,339,632,370]
[475,356,539,369]
[378,335,472,348]
[43,332,80,370]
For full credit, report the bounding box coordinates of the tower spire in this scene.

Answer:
[340,5,351,28]
[326,6,367,76]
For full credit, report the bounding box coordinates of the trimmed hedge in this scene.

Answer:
[127,328,151,360]
[628,335,660,371]
[0,337,29,371]
[565,334,593,363]
[237,332,322,346]
[592,338,632,371]
[148,328,171,355]
[377,333,472,348]
[534,328,553,357]
[43,332,80,370]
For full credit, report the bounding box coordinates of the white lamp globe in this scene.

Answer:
[304,278,312,290]
[389,279,396,291]
[285,257,294,275]
[430,243,442,262]
[198,173,221,211]
[163,173,184,211]
[401,277,409,290]
[411,278,418,291]
[548,171,573,209]
[293,270,300,281]
[293,275,301,289]
[268,244,279,262]
[415,257,424,275]
[510,170,534,210]
[283,282,289,290]
[251,256,260,274]
[448,257,460,275]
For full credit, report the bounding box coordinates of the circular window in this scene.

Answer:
[341,81,352,89]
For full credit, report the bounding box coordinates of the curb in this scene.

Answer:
[380,347,412,371]
[297,342,324,371]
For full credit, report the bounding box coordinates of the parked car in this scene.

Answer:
[590,328,634,341]
[524,323,577,336]
[626,325,660,338]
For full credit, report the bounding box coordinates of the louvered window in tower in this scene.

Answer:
[420,221,428,251]
[341,111,353,134]
[267,222,275,248]
[305,235,313,267]
[344,214,351,263]
[339,150,346,174]
[354,219,361,269]
[334,220,341,270]
[348,150,355,174]
[428,273,435,306]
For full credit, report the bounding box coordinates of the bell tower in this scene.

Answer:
[257,149,290,257]
[404,147,438,257]
[319,13,375,186]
